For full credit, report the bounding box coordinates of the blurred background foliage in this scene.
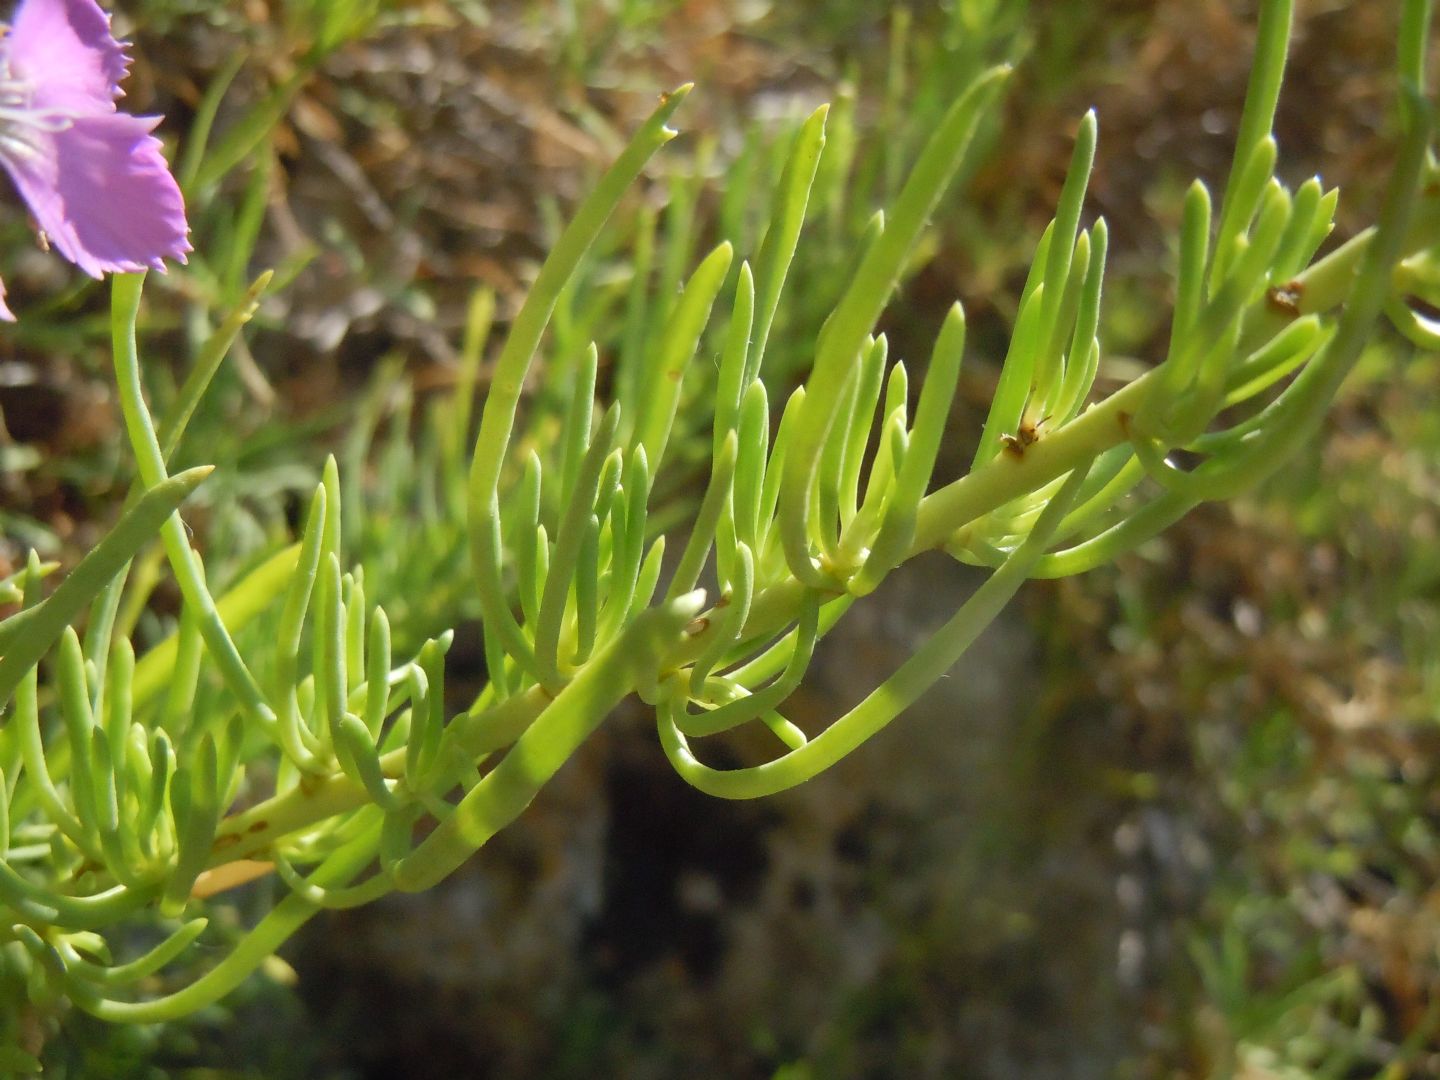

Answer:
[1,0,1437,1076]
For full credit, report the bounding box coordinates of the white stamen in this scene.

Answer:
[0,58,76,166]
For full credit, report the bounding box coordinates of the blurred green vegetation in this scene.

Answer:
[0,0,1436,1076]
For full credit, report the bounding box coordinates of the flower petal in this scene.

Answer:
[0,277,15,322]
[7,0,130,114]
[2,112,190,278]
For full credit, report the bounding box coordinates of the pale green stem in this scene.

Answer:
[110,274,276,731]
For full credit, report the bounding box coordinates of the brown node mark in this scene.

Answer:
[1001,414,1049,458]
[1266,280,1305,317]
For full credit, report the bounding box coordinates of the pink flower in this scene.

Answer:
[0,0,190,319]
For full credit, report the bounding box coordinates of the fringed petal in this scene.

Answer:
[8,0,130,113]
[2,112,189,278]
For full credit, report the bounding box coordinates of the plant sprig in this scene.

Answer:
[2,0,1437,1029]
